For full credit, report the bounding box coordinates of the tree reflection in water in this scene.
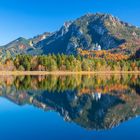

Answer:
[0,74,140,130]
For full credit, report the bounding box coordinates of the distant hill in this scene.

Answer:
[0,13,140,57]
[0,37,32,59]
[0,32,51,58]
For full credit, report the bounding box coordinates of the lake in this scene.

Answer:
[0,74,140,140]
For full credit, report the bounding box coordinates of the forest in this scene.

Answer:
[0,51,140,71]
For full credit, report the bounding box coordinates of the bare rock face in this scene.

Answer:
[35,13,140,55]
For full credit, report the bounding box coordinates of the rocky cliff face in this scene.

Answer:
[34,13,140,55]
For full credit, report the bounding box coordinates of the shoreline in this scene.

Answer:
[0,71,140,75]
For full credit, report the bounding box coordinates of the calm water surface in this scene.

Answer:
[0,74,140,140]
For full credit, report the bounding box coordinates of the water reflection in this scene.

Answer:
[0,74,140,130]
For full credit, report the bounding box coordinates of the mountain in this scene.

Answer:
[0,37,31,58]
[29,32,51,45]
[34,13,140,55]
[0,32,51,58]
[1,13,140,57]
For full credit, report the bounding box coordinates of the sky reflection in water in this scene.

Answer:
[0,74,140,140]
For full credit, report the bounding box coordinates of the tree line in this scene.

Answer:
[0,53,140,71]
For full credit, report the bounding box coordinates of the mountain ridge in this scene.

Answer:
[1,13,140,58]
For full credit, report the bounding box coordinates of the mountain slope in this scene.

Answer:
[0,37,33,58]
[35,13,140,55]
[0,32,51,58]
[0,13,140,57]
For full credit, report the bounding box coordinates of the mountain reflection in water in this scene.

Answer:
[0,74,140,130]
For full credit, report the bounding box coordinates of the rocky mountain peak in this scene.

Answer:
[29,13,140,55]
[0,13,140,57]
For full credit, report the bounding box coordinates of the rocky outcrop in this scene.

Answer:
[34,13,140,55]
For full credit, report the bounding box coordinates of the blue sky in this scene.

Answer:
[0,0,140,45]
